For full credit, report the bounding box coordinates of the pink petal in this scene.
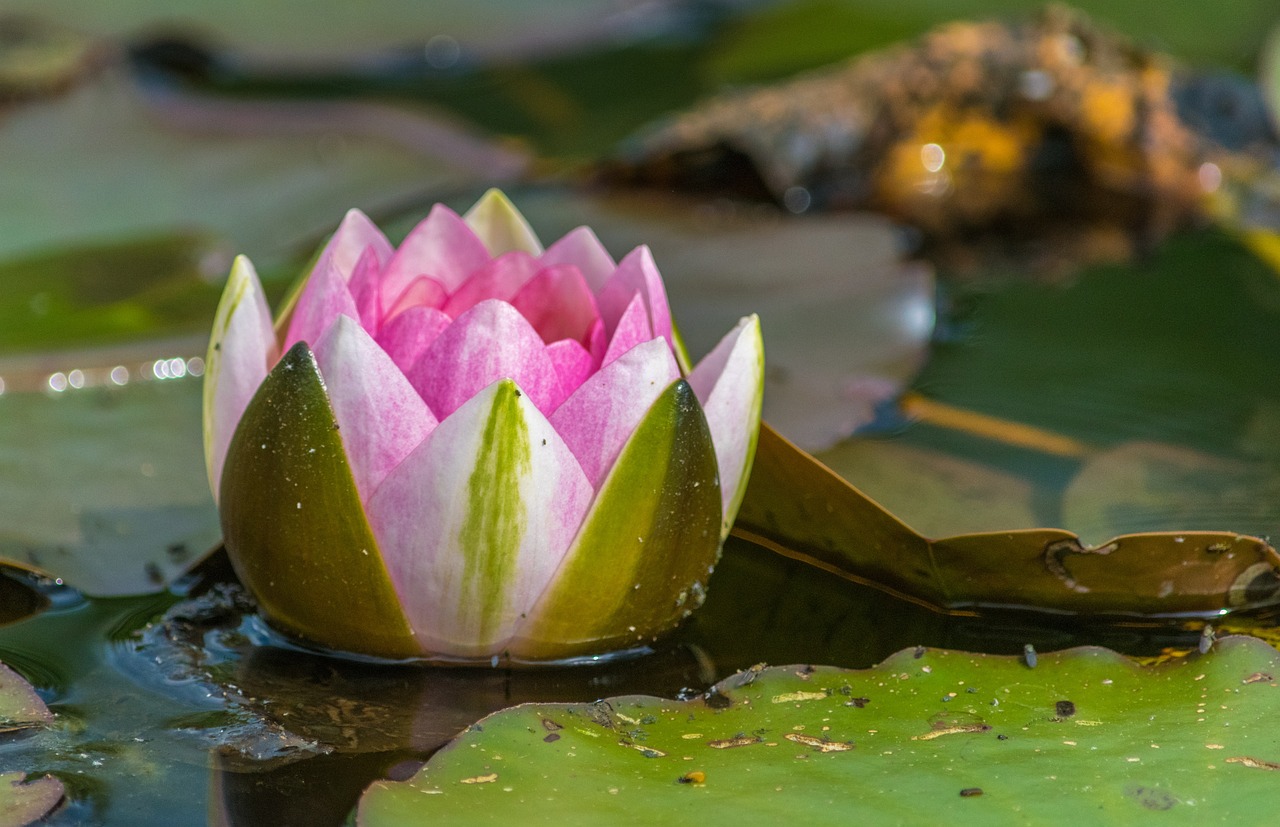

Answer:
[585,318,607,365]
[283,256,359,355]
[510,264,601,345]
[314,316,438,503]
[383,276,449,324]
[596,245,674,349]
[364,379,594,657]
[688,315,765,532]
[204,256,278,500]
[380,204,491,302]
[541,226,616,292]
[318,208,393,282]
[346,245,387,331]
[550,338,679,488]
[441,252,539,319]
[545,338,594,410]
[600,292,653,367]
[408,299,561,419]
[375,306,454,375]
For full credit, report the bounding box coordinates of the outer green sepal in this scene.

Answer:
[511,379,721,660]
[220,341,419,659]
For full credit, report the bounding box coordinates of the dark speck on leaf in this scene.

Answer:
[914,646,926,659]
[1023,644,1037,668]
[1055,700,1076,718]
[960,788,983,798]
[846,697,870,708]
[705,691,732,710]
[544,733,560,743]
[997,734,1009,741]
[213,342,221,351]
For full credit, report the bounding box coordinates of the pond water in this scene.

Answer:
[2,1,1279,823]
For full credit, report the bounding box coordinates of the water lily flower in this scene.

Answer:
[203,190,763,663]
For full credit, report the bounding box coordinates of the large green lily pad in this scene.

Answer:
[360,635,1280,824]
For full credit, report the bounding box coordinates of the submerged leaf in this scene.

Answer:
[359,636,1280,825]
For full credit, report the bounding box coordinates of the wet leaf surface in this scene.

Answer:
[358,635,1280,825]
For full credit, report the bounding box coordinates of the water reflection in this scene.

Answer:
[102,539,1216,825]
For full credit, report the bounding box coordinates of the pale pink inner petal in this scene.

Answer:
[319,208,393,282]
[688,316,764,526]
[596,245,674,348]
[346,245,387,331]
[380,204,491,301]
[550,338,679,488]
[545,338,594,410]
[375,306,454,376]
[407,299,561,418]
[283,257,359,353]
[364,380,594,657]
[541,226,616,293]
[600,291,653,367]
[510,264,600,345]
[383,276,449,325]
[314,316,438,503]
[205,256,278,500]
[441,252,539,319]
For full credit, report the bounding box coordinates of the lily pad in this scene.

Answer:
[736,424,1280,616]
[0,661,62,827]
[0,772,64,827]
[359,635,1280,825]
[0,374,219,596]
[0,660,52,731]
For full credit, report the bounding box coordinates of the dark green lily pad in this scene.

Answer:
[359,635,1280,825]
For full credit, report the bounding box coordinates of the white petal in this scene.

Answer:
[203,255,278,501]
[364,379,593,658]
[550,339,679,488]
[313,316,438,503]
[688,315,764,535]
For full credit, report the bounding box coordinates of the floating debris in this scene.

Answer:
[608,6,1278,271]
